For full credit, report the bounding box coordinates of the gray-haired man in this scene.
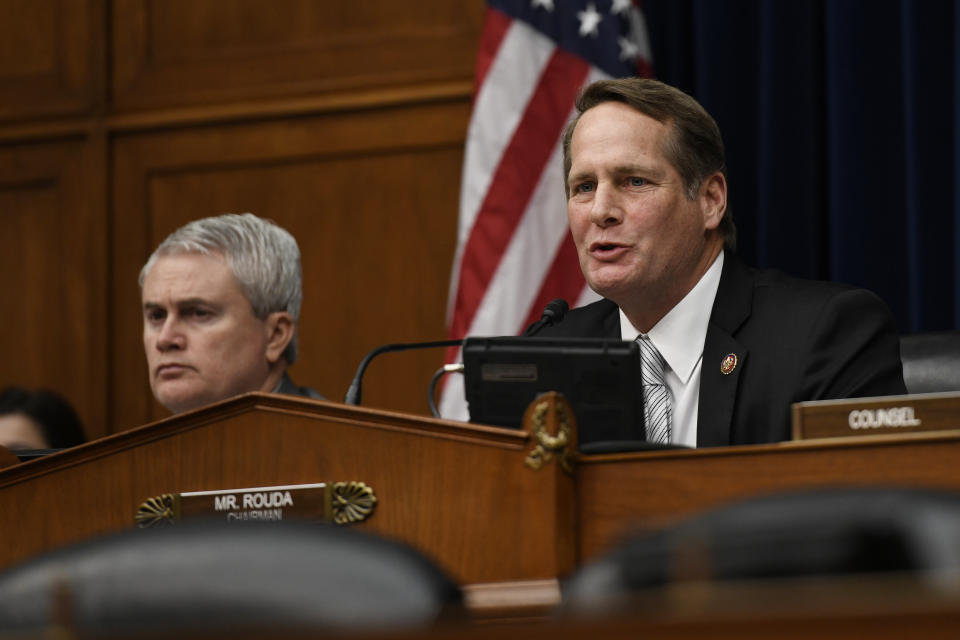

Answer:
[140,213,322,414]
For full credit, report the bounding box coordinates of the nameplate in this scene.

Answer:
[136,481,376,528]
[791,392,960,441]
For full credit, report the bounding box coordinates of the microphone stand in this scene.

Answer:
[343,339,463,406]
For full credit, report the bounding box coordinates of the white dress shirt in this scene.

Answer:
[618,252,724,448]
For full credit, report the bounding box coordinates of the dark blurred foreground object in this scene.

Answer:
[564,487,960,612]
[0,520,462,634]
[900,331,960,394]
[0,386,86,450]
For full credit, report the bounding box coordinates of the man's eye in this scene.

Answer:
[146,310,165,322]
[629,177,646,187]
[576,182,595,193]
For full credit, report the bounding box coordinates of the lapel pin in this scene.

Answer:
[720,353,738,375]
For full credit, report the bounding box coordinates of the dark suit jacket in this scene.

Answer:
[537,252,906,447]
[275,373,326,401]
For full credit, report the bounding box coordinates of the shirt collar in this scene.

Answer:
[619,252,724,383]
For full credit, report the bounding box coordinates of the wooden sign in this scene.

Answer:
[792,391,960,441]
[135,481,376,528]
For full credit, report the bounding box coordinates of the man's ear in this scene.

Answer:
[263,311,295,365]
[700,171,727,231]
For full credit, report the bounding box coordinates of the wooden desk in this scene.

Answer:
[576,430,960,559]
[3,394,960,615]
[0,393,574,586]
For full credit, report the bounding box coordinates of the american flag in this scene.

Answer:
[440,0,653,420]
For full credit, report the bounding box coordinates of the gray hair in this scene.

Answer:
[139,213,303,363]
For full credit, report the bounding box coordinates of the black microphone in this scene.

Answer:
[343,339,464,406]
[522,298,570,336]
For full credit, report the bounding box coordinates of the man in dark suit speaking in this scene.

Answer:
[538,78,906,447]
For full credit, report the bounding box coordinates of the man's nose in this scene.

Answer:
[156,317,185,351]
[588,183,623,228]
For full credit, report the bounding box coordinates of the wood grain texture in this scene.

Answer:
[0,1,481,435]
[111,0,484,111]
[576,435,960,561]
[0,394,576,585]
[363,597,960,640]
[0,137,107,440]
[111,98,470,431]
[7,401,960,629]
[0,0,102,123]
[0,446,17,469]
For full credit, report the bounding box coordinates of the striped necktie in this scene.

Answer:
[637,335,672,444]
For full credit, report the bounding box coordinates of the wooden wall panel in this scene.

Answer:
[0,138,107,440]
[112,99,471,430]
[0,0,101,123]
[0,1,482,436]
[112,0,484,111]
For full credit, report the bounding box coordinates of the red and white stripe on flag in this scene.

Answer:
[441,1,653,421]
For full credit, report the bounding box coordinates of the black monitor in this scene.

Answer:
[462,336,645,448]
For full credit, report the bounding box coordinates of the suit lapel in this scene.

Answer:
[546,298,621,338]
[274,373,296,395]
[697,252,753,447]
[601,300,621,337]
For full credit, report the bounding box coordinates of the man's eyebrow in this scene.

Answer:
[567,170,594,184]
[567,164,666,186]
[611,163,664,177]
[175,298,216,307]
[142,298,215,310]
